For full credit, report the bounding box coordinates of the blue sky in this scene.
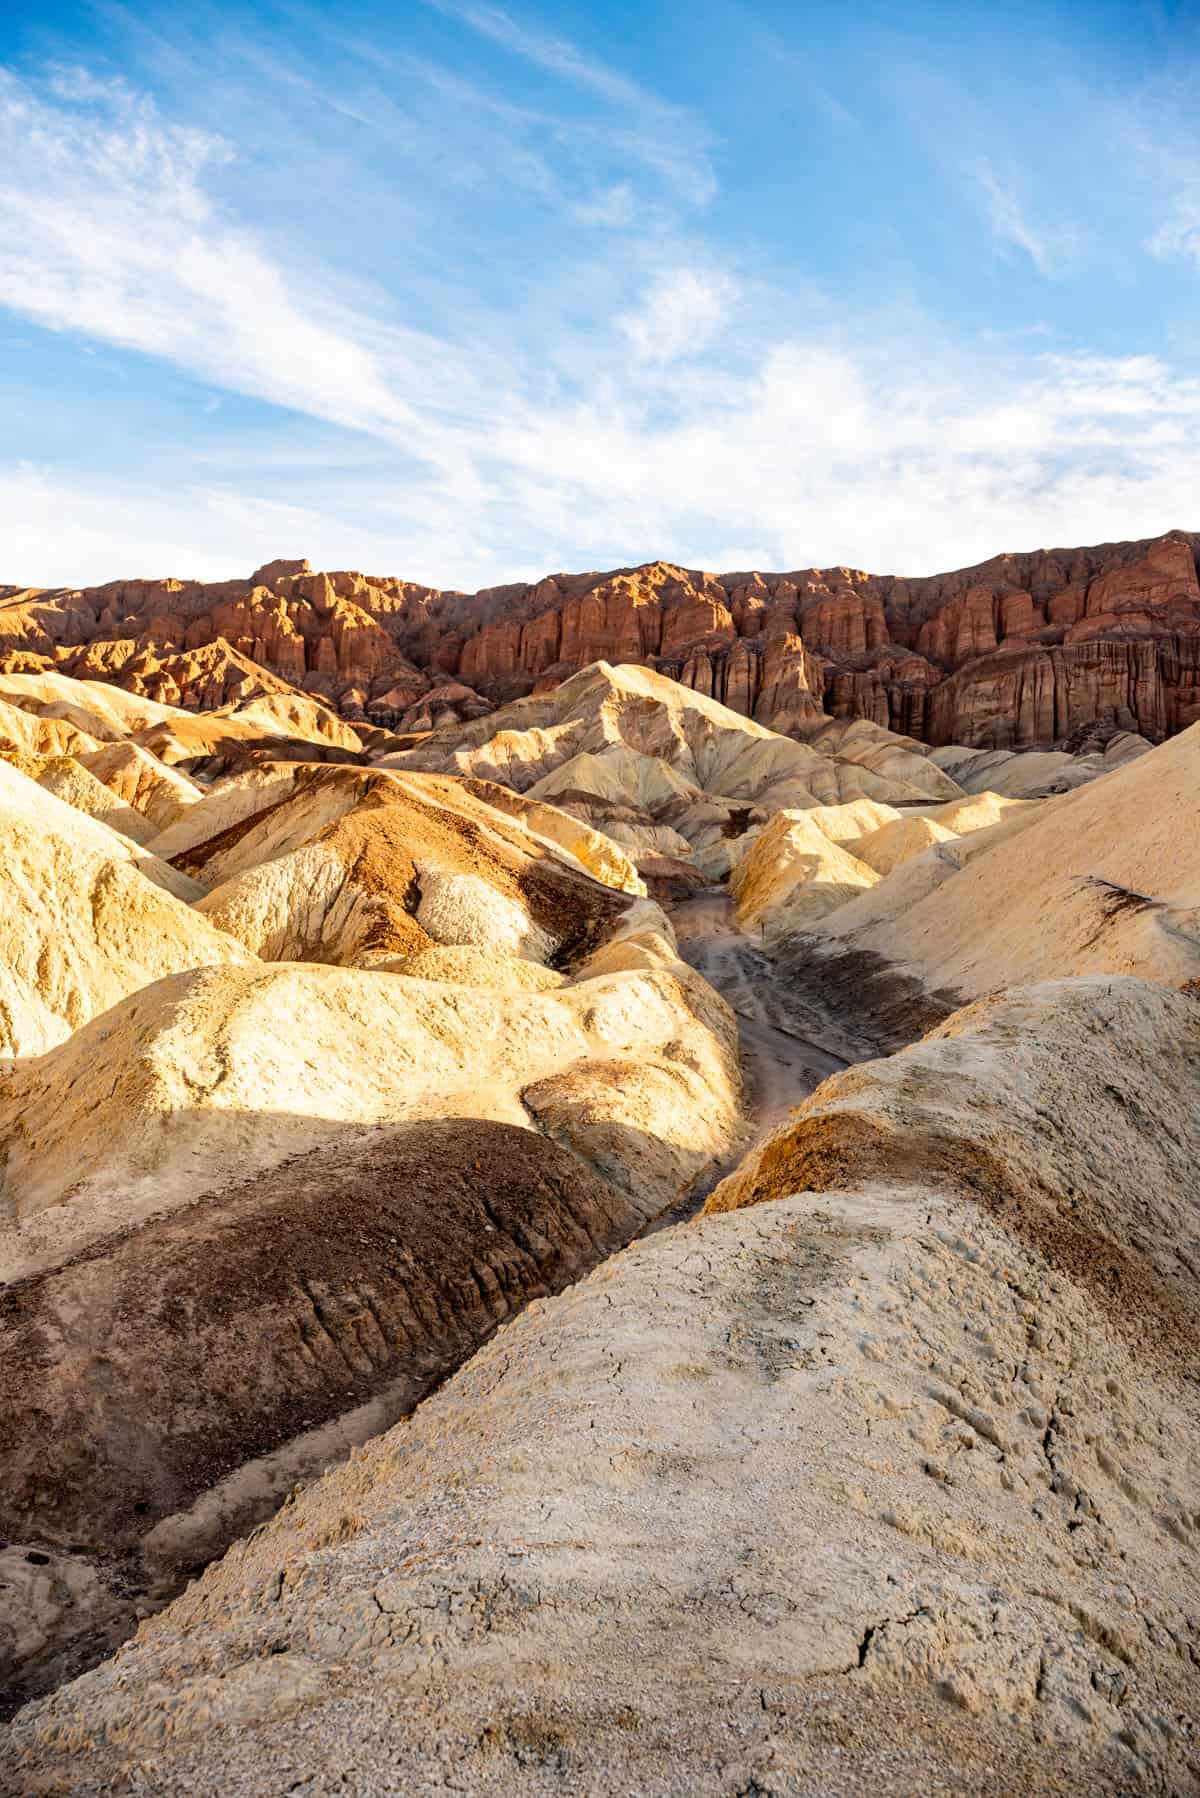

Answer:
[3,0,1200,588]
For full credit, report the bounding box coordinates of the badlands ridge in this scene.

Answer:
[0,585,1196,1794]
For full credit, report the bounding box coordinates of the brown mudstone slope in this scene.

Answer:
[4,529,1200,746]
[0,1121,656,1717]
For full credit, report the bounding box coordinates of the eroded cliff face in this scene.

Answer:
[4,529,1199,747]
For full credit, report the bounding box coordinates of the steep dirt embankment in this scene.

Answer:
[0,1122,651,1715]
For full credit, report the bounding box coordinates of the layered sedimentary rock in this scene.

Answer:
[5,529,1200,747]
[7,525,1200,744]
[0,913,737,1707]
[0,759,252,1060]
[381,662,983,885]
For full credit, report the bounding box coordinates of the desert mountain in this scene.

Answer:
[0,671,744,1710]
[4,528,1200,749]
[384,662,979,890]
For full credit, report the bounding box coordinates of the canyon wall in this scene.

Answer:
[3,530,1199,746]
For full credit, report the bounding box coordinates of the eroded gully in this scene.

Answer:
[643,888,874,1232]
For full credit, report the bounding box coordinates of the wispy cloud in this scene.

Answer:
[976,162,1065,275]
[745,24,859,128]
[419,0,716,202]
[618,270,737,363]
[1148,198,1200,266]
[0,69,426,439]
[572,181,637,229]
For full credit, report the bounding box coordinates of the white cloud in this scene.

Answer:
[9,334,1200,591]
[1149,202,1200,265]
[617,270,737,363]
[573,182,637,229]
[0,70,426,440]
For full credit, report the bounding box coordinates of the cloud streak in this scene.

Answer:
[973,161,1087,278]
[419,0,716,201]
[0,70,430,439]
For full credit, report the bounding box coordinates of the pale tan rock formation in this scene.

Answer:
[928,729,1152,799]
[177,766,638,975]
[0,667,187,740]
[730,808,880,943]
[0,666,367,781]
[917,789,1034,835]
[799,719,1200,1003]
[384,662,972,880]
[0,927,736,1264]
[0,893,737,1705]
[10,977,1197,1795]
[0,692,100,758]
[0,750,159,845]
[0,638,1193,1797]
[76,741,203,833]
[387,946,566,992]
[852,813,959,876]
[458,777,646,896]
[804,716,966,800]
[782,794,902,845]
[0,760,252,1061]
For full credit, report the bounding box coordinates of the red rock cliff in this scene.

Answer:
[4,531,1199,746]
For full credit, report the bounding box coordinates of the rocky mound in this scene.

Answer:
[798,716,1200,1004]
[0,667,187,740]
[389,946,566,992]
[0,750,159,845]
[182,767,637,968]
[384,662,978,879]
[0,1120,655,1713]
[75,741,202,834]
[458,776,646,896]
[917,789,1033,834]
[0,691,100,758]
[929,729,1152,799]
[0,760,252,1061]
[731,809,880,940]
[852,813,958,876]
[803,716,965,800]
[0,884,737,1706]
[0,665,370,780]
[10,977,1196,1794]
[0,911,734,1270]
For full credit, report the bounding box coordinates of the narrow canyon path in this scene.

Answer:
[646,889,869,1229]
